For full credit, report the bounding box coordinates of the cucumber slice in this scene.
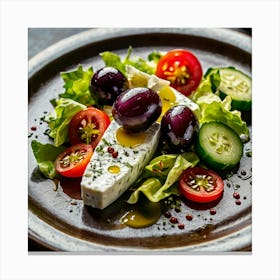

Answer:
[195,122,243,170]
[207,67,252,111]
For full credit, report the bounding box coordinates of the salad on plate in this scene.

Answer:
[30,46,252,230]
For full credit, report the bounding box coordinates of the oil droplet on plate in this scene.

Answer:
[120,198,161,228]
[115,127,146,148]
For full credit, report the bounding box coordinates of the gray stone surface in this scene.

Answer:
[28,28,91,59]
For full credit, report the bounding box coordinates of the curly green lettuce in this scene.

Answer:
[44,98,86,147]
[199,98,249,140]
[59,65,96,106]
[127,152,199,203]
[31,140,65,179]
[100,46,162,76]
[190,68,249,141]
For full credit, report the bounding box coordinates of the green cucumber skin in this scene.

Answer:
[206,67,252,111]
[195,122,244,171]
[219,89,252,111]
[195,140,238,170]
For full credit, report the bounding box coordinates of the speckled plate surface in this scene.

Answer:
[28,28,252,252]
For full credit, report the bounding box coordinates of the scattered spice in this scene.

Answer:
[210,209,216,215]
[226,181,232,188]
[102,138,111,146]
[178,223,185,230]
[186,214,193,221]
[170,217,178,224]
[233,192,240,199]
[234,184,240,190]
[112,151,119,158]
[164,212,171,218]
[44,129,51,136]
[235,200,241,205]
[124,150,129,157]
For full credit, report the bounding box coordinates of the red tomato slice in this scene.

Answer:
[156,49,203,96]
[55,144,93,178]
[68,107,110,150]
[179,167,224,203]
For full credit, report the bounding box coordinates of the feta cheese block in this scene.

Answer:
[171,87,199,113]
[81,121,161,209]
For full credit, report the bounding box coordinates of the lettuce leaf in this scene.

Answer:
[190,68,221,105]
[44,98,86,146]
[160,152,199,193]
[127,152,199,203]
[100,51,125,75]
[142,154,178,183]
[147,51,163,64]
[59,65,96,106]
[100,46,159,76]
[190,68,249,141]
[199,98,250,140]
[31,140,65,179]
[127,178,164,203]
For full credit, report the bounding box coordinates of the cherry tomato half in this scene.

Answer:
[179,167,224,203]
[68,107,110,150]
[55,144,93,178]
[156,49,203,96]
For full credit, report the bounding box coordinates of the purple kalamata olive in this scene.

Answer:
[161,105,198,152]
[90,67,128,105]
[112,87,162,132]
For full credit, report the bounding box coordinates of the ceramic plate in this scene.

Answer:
[28,28,252,252]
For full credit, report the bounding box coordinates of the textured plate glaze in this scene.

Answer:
[28,28,252,252]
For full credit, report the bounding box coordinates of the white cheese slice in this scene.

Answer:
[81,121,161,209]
[126,64,170,91]
[171,87,199,113]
